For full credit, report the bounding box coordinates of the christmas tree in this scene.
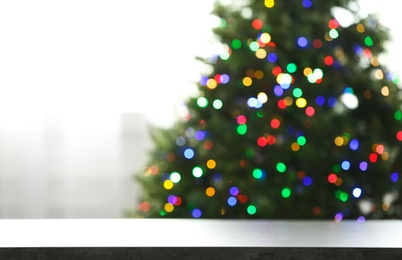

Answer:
[132,0,402,220]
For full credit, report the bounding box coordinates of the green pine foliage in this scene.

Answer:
[131,0,402,220]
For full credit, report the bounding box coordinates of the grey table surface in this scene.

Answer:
[0,219,401,248]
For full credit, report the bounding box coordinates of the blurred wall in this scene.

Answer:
[0,113,152,218]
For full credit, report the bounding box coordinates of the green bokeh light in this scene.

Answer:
[220,52,230,60]
[246,148,255,159]
[247,205,257,215]
[293,88,303,98]
[249,41,259,51]
[281,188,291,198]
[344,87,354,94]
[192,167,204,178]
[252,168,263,179]
[287,63,297,73]
[340,192,349,202]
[219,18,227,28]
[256,110,266,118]
[237,124,247,135]
[197,97,208,108]
[232,39,242,49]
[364,36,373,46]
[276,162,287,173]
[297,136,306,146]
[213,99,223,109]
[329,29,339,39]
[335,190,342,199]
[394,111,402,121]
[334,190,349,202]
[332,164,341,173]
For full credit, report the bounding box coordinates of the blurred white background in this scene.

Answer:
[0,0,400,218]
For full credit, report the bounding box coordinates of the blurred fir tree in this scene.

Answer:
[131,0,402,219]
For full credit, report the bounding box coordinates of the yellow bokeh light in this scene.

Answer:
[255,49,267,59]
[383,202,390,211]
[255,70,264,79]
[334,136,343,146]
[284,96,293,106]
[206,159,216,169]
[295,98,307,108]
[335,177,343,186]
[335,48,345,60]
[264,0,275,8]
[324,32,333,42]
[260,32,271,43]
[164,203,174,213]
[374,69,384,79]
[206,187,216,197]
[291,142,300,151]
[146,166,160,176]
[163,180,174,190]
[243,77,252,87]
[382,152,389,161]
[206,79,218,90]
[145,168,152,176]
[371,56,379,67]
[303,67,312,77]
[356,23,365,33]
[276,73,292,85]
[381,86,389,96]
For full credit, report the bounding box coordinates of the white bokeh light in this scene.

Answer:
[341,93,359,109]
[352,188,362,198]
